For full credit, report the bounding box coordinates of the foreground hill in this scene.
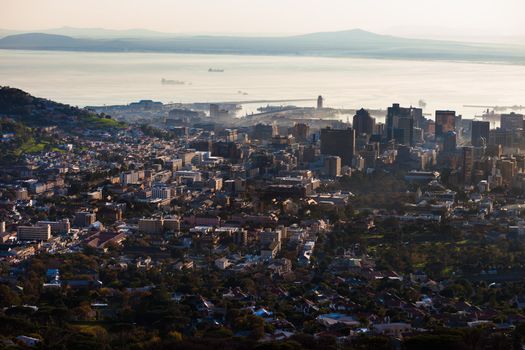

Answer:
[1,29,525,64]
[0,86,125,130]
[0,87,125,163]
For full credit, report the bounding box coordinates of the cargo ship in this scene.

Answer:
[161,78,185,85]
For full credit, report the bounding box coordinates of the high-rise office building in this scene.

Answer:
[443,131,457,153]
[435,110,456,138]
[324,156,342,177]
[320,127,355,166]
[490,129,513,148]
[462,146,474,184]
[353,108,376,136]
[362,143,380,169]
[411,107,424,128]
[501,113,524,131]
[396,117,414,146]
[471,121,490,147]
[385,103,420,146]
[253,123,278,140]
[498,159,517,184]
[209,103,219,117]
[289,123,310,142]
[209,103,229,119]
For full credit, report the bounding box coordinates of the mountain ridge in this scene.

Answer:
[1,30,525,64]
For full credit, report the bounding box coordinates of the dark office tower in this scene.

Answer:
[386,103,401,141]
[471,121,490,147]
[443,131,457,153]
[490,129,513,148]
[317,95,324,109]
[435,110,456,138]
[289,123,310,142]
[324,156,342,177]
[209,103,220,118]
[462,146,474,184]
[375,123,384,136]
[455,114,463,130]
[396,145,412,168]
[353,108,376,136]
[385,103,420,146]
[320,127,355,166]
[411,107,424,128]
[253,123,278,140]
[500,112,524,131]
[362,142,380,168]
[396,117,414,146]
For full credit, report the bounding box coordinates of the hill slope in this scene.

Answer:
[0,86,125,130]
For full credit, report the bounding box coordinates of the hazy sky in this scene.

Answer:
[2,0,525,39]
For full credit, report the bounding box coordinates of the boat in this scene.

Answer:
[257,104,297,113]
[161,78,185,85]
[208,68,224,73]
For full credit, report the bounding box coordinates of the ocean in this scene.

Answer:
[1,49,524,119]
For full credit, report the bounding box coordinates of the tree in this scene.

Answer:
[0,284,21,307]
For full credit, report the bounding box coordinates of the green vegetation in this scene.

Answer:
[15,139,47,155]
[0,119,55,163]
[81,114,126,129]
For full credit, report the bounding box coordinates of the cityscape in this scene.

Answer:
[2,1,525,349]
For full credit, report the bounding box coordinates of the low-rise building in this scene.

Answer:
[18,224,51,241]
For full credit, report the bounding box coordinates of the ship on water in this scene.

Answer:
[161,78,186,85]
[257,104,298,113]
[208,68,224,73]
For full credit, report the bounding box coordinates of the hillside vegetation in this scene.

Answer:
[0,87,126,163]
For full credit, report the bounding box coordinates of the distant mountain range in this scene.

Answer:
[0,26,179,39]
[1,29,525,64]
[0,27,290,39]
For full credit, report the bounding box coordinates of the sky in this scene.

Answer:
[2,0,525,40]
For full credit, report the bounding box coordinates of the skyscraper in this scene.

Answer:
[289,123,310,142]
[320,127,355,166]
[324,156,342,177]
[471,121,490,147]
[462,146,474,184]
[253,123,278,140]
[353,108,375,136]
[362,143,380,169]
[385,103,420,146]
[500,112,524,131]
[396,117,414,146]
[435,110,456,139]
[443,131,457,153]
[209,103,220,117]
